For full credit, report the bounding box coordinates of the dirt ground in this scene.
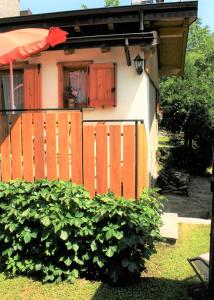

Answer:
[163,176,212,219]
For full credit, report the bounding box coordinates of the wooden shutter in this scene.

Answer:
[88,63,116,108]
[58,63,64,108]
[0,79,3,110]
[24,64,41,109]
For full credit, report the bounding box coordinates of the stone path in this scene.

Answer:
[160,213,178,242]
[163,176,212,219]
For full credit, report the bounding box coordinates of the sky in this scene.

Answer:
[20,0,214,32]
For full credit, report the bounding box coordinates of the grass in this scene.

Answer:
[0,224,210,300]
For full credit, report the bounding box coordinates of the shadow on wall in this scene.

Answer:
[0,113,19,145]
[92,277,194,300]
[147,73,159,186]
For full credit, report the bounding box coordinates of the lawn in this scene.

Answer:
[0,224,210,300]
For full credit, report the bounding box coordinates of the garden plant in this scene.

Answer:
[0,180,164,284]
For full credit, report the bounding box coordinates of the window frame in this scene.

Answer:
[57,61,93,109]
[0,62,28,111]
[0,62,42,112]
[58,61,117,109]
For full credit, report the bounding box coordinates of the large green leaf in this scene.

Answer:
[23,232,32,244]
[65,241,73,250]
[73,244,79,252]
[35,263,42,271]
[60,230,68,241]
[90,241,97,252]
[41,216,51,227]
[106,229,113,240]
[64,257,72,266]
[9,223,17,232]
[105,249,113,257]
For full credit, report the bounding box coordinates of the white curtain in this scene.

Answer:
[0,70,23,110]
[69,70,87,104]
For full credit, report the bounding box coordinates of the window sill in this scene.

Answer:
[82,107,95,111]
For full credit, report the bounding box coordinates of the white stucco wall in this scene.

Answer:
[0,0,20,18]
[30,47,151,130]
[29,46,159,181]
[148,82,158,183]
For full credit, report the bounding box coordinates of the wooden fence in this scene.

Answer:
[0,111,148,199]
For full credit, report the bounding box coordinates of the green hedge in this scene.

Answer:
[0,180,165,284]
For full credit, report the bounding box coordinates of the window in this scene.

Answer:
[0,69,24,110]
[64,65,88,107]
[0,64,41,111]
[58,62,116,108]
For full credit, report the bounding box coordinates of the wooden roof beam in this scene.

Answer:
[74,25,81,32]
[101,45,111,52]
[144,10,197,21]
[108,23,114,30]
[159,28,186,39]
[159,66,181,76]
[124,38,131,66]
[140,10,144,31]
[0,14,140,32]
[69,15,139,28]
[180,17,190,75]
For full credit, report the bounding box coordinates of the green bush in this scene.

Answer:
[0,180,164,284]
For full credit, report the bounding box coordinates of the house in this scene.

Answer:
[0,1,197,199]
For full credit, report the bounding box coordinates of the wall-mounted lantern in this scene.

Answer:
[134,54,144,75]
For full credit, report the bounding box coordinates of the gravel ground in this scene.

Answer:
[163,176,212,219]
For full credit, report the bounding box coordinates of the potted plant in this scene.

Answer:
[63,86,76,108]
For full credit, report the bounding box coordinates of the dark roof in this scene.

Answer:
[0,1,198,76]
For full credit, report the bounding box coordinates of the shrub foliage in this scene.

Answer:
[0,180,164,284]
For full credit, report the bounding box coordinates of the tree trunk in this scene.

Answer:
[183,131,189,165]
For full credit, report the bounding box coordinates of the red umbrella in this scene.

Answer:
[0,27,68,110]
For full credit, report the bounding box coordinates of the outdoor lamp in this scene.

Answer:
[134,54,144,75]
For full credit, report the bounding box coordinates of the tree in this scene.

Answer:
[81,4,88,9]
[104,0,120,7]
[160,20,214,173]
[81,0,120,9]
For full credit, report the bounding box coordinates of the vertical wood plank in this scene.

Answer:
[83,125,95,197]
[0,114,11,181]
[34,113,45,179]
[11,115,22,179]
[58,63,64,108]
[58,112,70,181]
[22,113,34,181]
[24,65,41,109]
[46,113,57,180]
[37,66,42,108]
[96,124,108,194]
[109,125,121,197]
[123,125,135,199]
[137,124,149,198]
[70,112,82,184]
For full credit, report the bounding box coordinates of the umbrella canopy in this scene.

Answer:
[0,27,68,64]
[0,27,68,110]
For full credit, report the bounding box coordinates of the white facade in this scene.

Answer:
[0,0,20,18]
[30,46,153,123]
[29,45,159,181]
